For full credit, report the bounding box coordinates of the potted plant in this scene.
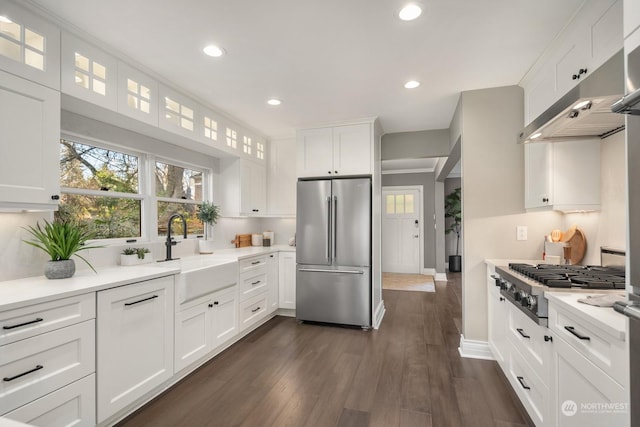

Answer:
[120,247,152,266]
[23,220,101,279]
[196,201,220,254]
[445,187,462,272]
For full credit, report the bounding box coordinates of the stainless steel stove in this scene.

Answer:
[493,261,625,326]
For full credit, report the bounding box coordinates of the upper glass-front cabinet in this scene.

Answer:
[117,61,158,126]
[61,32,117,110]
[0,1,60,89]
[158,84,200,138]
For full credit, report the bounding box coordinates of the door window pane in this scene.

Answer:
[386,194,395,214]
[405,194,414,214]
[395,195,405,214]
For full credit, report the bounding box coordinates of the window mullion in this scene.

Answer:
[143,153,157,241]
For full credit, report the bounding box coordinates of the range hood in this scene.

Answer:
[518,50,625,144]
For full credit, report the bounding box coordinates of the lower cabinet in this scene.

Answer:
[487,267,509,369]
[239,292,269,331]
[96,276,174,423]
[4,374,95,427]
[174,286,238,373]
[278,252,296,310]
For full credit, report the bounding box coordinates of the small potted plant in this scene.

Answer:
[196,201,220,254]
[23,219,101,279]
[120,247,152,266]
[445,187,462,272]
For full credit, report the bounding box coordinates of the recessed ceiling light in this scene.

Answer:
[399,4,422,21]
[572,100,591,110]
[203,45,225,57]
[267,99,281,106]
[0,16,13,24]
[530,132,542,139]
[404,80,420,89]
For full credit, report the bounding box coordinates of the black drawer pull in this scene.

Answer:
[544,335,553,342]
[499,297,505,302]
[4,365,43,382]
[516,328,530,339]
[251,261,261,265]
[251,307,261,313]
[251,280,261,285]
[3,318,43,330]
[517,376,531,390]
[124,295,158,307]
[564,326,590,341]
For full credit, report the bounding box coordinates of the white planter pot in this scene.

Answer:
[120,254,153,266]
[198,239,214,254]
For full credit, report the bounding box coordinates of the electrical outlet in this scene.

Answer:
[517,225,528,241]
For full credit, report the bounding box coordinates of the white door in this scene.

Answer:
[382,188,421,273]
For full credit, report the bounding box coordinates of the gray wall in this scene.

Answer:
[444,178,461,258]
[381,172,436,269]
[381,129,450,160]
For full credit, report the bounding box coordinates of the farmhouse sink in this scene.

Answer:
[156,256,238,305]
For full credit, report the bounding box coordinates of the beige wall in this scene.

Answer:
[381,129,450,160]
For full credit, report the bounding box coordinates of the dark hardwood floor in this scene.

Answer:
[117,274,533,427]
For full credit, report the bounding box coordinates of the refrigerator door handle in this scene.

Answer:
[327,196,332,262]
[298,268,364,274]
[333,195,337,261]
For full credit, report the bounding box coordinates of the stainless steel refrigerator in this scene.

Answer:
[612,43,640,425]
[296,177,371,328]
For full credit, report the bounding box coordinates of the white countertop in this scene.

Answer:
[0,245,296,312]
[545,291,627,341]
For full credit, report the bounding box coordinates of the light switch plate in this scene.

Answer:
[516,225,528,241]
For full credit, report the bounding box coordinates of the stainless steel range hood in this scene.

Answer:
[518,50,625,144]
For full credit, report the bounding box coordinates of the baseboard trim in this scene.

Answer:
[373,301,385,329]
[458,334,494,360]
[434,273,447,281]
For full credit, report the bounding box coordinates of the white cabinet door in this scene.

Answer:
[332,123,371,176]
[210,287,237,348]
[0,70,60,210]
[158,84,199,139]
[267,138,296,216]
[487,279,509,369]
[524,65,557,126]
[241,160,266,215]
[174,301,210,373]
[625,0,640,39]
[278,252,296,310]
[591,0,623,68]
[296,127,333,177]
[267,253,278,313]
[116,62,159,126]
[97,276,174,423]
[524,143,552,209]
[0,1,60,90]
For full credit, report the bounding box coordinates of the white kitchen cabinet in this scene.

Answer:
[220,158,267,217]
[3,374,95,427]
[116,61,159,126]
[238,292,268,331]
[486,268,509,369]
[61,32,118,111]
[0,69,60,210]
[522,0,622,125]
[97,276,174,423]
[297,123,372,178]
[507,344,550,427]
[267,138,297,216]
[278,252,296,310]
[210,286,238,347]
[267,253,279,313]
[524,140,600,212]
[625,0,640,39]
[158,84,200,139]
[0,1,60,90]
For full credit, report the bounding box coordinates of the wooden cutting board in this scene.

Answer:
[567,229,587,265]
[231,234,252,248]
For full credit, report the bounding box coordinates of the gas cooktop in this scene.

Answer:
[508,263,625,289]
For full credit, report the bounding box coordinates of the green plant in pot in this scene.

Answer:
[23,220,102,279]
[196,201,220,254]
[445,187,462,272]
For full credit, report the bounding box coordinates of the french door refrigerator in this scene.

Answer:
[296,177,371,328]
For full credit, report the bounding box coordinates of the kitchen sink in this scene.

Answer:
[155,256,238,305]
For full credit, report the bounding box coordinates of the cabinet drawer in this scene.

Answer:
[549,304,626,385]
[239,293,268,331]
[507,344,550,427]
[239,272,268,302]
[4,374,95,427]
[0,320,95,415]
[239,256,268,275]
[507,304,554,386]
[0,294,95,347]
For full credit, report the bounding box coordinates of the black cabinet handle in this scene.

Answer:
[542,197,549,203]
[328,171,332,174]
[334,170,338,174]
[251,307,261,313]
[251,261,261,265]
[564,326,590,341]
[544,335,553,342]
[208,303,213,308]
[3,318,43,330]
[516,328,530,339]
[251,280,261,285]
[572,74,580,80]
[124,295,158,306]
[579,68,587,75]
[499,297,505,302]
[51,194,60,200]
[4,365,43,382]
[517,376,531,390]
[213,301,219,305]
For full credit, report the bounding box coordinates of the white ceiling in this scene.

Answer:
[29,0,585,139]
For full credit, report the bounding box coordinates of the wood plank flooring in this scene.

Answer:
[117,274,533,427]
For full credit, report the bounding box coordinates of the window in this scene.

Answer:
[164,96,194,131]
[58,139,142,239]
[204,116,218,141]
[243,136,252,155]
[74,52,107,95]
[385,193,414,215]
[256,141,265,160]
[0,15,45,70]
[155,161,204,236]
[226,128,237,148]
[126,78,151,114]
